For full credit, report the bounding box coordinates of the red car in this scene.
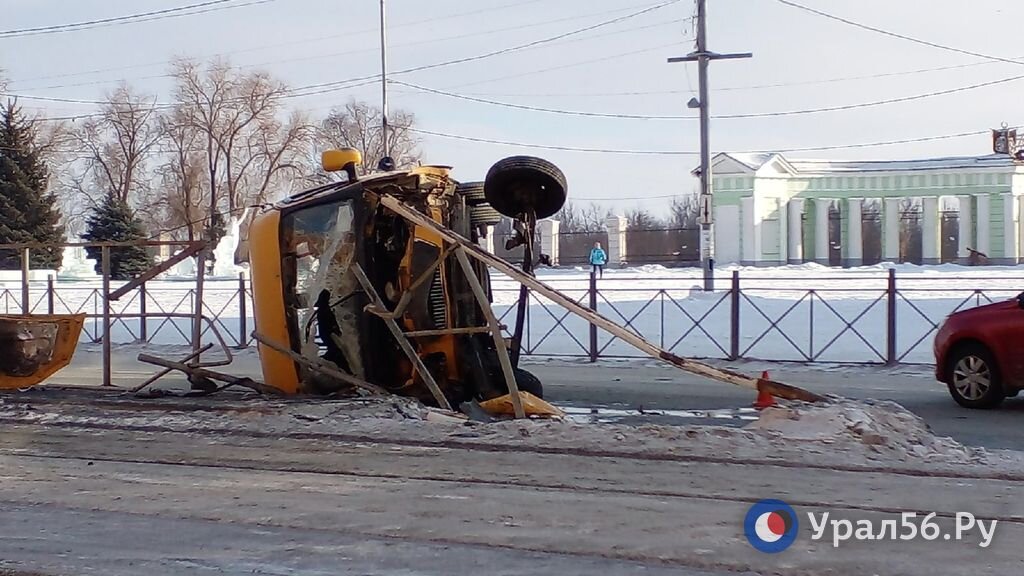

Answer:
[934,293,1024,408]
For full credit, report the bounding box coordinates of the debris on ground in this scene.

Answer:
[0,388,1014,476]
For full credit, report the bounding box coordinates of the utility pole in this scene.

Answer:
[379,0,390,160]
[669,0,751,291]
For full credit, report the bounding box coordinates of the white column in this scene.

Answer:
[1004,193,1019,263]
[921,196,942,265]
[605,215,627,267]
[740,196,755,264]
[814,198,832,265]
[1018,196,1024,263]
[777,198,788,265]
[846,198,863,267]
[713,205,741,263]
[787,198,805,264]
[478,225,495,254]
[538,219,560,265]
[158,233,172,262]
[957,195,973,261]
[976,194,991,256]
[883,198,901,261]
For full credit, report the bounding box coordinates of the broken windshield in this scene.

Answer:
[281,200,365,381]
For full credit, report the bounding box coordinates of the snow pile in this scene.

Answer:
[746,398,985,462]
[0,389,1012,475]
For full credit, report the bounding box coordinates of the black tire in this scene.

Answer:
[946,343,1005,409]
[457,181,487,205]
[510,367,544,399]
[484,156,567,220]
[470,204,502,227]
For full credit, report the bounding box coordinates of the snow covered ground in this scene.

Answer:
[1,262,1021,364]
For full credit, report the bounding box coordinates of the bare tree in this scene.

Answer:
[170,58,314,239]
[75,84,164,206]
[555,201,610,233]
[625,208,662,231]
[149,109,206,240]
[668,195,700,229]
[318,100,419,174]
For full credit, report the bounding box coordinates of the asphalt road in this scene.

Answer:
[50,346,1020,450]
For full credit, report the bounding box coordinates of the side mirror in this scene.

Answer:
[1018,292,1024,309]
[322,148,362,182]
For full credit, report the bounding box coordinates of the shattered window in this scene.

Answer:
[281,199,366,381]
[285,201,355,293]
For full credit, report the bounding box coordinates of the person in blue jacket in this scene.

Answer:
[589,241,607,278]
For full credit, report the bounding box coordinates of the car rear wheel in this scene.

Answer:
[946,344,1005,409]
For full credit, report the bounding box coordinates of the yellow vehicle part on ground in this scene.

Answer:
[479,392,566,419]
[248,209,302,394]
[0,314,86,389]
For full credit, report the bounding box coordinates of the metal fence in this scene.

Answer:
[3,270,1018,367]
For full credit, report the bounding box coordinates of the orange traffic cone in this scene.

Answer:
[753,370,776,410]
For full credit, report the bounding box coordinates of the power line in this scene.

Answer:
[444,42,682,90]
[258,0,685,100]
[12,0,633,87]
[394,73,1024,121]
[395,0,683,75]
[24,77,382,123]
[411,125,1006,156]
[0,0,276,38]
[460,58,1015,98]
[718,74,1024,119]
[14,0,679,102]
[393,80,694,119]
[770,128,993,153]
[409,128,698,155]
[773,0,1024,67]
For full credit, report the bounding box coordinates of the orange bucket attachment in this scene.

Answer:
[0,314,86,390]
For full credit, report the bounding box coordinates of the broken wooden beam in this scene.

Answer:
[454,247,526,419]
[137,353,285,396]
[252,332,389,396]
[109,241,207,301]
[350,263,454,411]
[379,194,823,403]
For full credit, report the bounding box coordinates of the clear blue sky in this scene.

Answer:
[3,0,1023,211]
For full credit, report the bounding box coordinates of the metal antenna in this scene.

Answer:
[379,0,390,160]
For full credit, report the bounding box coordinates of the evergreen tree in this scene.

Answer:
[82,193,154,280]
[203,209,227,274]
[0,101,65,269]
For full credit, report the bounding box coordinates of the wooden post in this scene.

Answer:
[455,247,526,419]
[20,247,30,314]
[101,245,112,387]
[350,263,453,411]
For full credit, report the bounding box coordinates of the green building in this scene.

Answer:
[709,152,1022,266]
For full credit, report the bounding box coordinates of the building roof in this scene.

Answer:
[705,152,1017,176]
[723,152,775,171]
[786,154,1015,174]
